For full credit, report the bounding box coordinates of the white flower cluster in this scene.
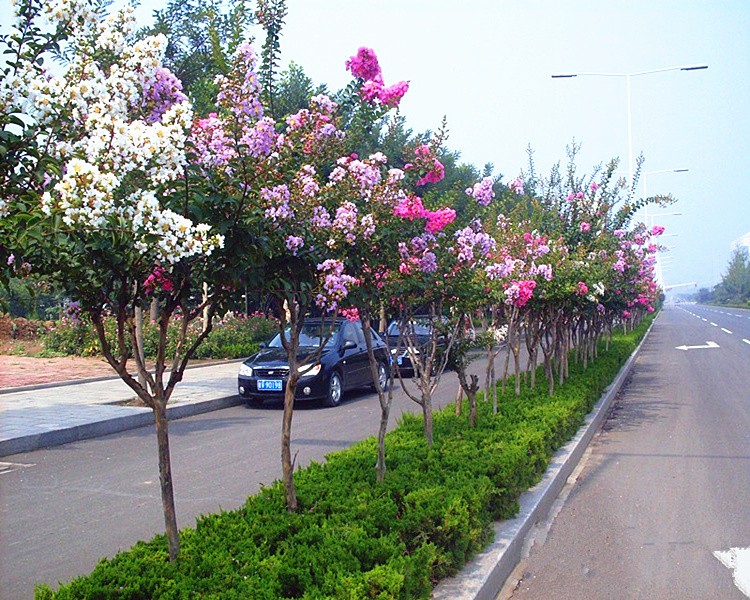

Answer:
[586,281,606,303]
[41,158,119,227]
[489,324,509,343]
[14,1,221,264]
[132,192,225,263]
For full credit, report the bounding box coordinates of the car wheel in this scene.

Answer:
[373,361,389,392]
[324,372,343,407]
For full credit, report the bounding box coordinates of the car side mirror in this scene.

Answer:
[342,340,357,350]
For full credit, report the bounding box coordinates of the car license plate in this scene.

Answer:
[397,356,403,365]
[258,379,282,391]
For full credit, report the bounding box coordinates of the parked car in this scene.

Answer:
[385,317,449,376]
[238,317,390,407]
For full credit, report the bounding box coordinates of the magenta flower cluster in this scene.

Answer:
[408,145,445,187]
[143,266,174,295]
[345,47,409,108]
[504,280,537,307]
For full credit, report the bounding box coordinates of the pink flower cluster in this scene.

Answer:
[410,145,445,186]
[191,113,236,167]
[466,177,495,206]
[340,307,360,321]
[576,281,589,295]
[143,267,174,295]
[650,225,665,236]
[504,279,536,307]
[346,47,409,108]
[425,208,456,234]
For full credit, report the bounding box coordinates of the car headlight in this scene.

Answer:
[390,348,398,354]
[298,363,321,377]
[238,364,253,377]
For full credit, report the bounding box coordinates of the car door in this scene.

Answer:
[340,321,369,387]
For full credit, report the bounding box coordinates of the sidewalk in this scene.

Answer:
[0,360,244,457]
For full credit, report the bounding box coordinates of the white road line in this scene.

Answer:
[702,318,708,322]
[710,322,718,326]
[722,328,733,334]
[743,339,750,346]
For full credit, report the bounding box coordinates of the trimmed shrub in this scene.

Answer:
[35,315,653,599]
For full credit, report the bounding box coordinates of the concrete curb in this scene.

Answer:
[0,358,245,395]
[0,394,245,457]
[432,319,654,600]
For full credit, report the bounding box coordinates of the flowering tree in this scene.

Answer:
[0,2,240,559]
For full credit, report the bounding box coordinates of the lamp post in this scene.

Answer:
[643,168,688,224]
[552,65,707,196]
[648,212,682,287]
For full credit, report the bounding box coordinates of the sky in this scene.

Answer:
[2,0,749,292]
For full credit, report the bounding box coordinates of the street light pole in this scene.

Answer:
[643,168,688,225]
[551,64,707,196]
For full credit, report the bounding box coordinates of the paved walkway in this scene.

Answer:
[0,361,244,457]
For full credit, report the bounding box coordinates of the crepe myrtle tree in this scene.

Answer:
[0,1,238,559]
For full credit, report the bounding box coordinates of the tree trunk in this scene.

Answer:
[279,300,300,512]
[153,400,180,560]
[281,378,298,511]
[422,392,433,447]
[361,311,391,484]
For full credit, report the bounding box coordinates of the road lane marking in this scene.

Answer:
[743,339,750,346]
[675,341,720,351]
[714,546,750,597]
[722,328,733,334]
[710,322,718,326]
[702,318,708,322]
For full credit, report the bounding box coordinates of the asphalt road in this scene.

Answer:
[501,305,750,599]
[0,362,485,599]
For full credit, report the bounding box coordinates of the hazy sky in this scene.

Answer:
[2,1,749,291]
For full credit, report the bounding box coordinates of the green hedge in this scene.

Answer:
[36,316,652,599]
[41,313,278,360]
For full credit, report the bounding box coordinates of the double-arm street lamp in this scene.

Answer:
[551,65,707,196]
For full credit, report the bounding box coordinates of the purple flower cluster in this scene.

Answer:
[140,67,188,124]
[241,116,276,158]
[316,259,359,310]
[262,185,292,222]
[454,223,496,264]
[508,177,524,195]
[465,177,495,206]
[216,43,264,124]
[285,235,304,255]
[333,201,358,244]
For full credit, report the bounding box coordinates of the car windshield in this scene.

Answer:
[268,322,340,348]
[387,320,432,337]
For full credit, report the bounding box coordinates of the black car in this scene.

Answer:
[238,317,390,407]
[386,318,448,376]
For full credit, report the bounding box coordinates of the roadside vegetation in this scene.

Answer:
[35,312,653,599]
[696,245,750,308]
